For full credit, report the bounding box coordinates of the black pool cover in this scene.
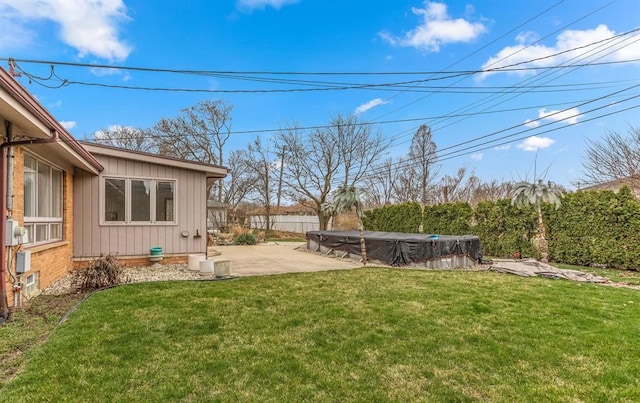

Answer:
[306,230,482,267]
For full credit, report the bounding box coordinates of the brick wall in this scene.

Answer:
[3,147,75,306]
[30,170,74,291]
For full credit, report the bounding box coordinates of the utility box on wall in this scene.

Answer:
[5,219,27,246]
[16,250,31,274]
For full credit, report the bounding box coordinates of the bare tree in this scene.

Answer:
[362,157,401,207]
[394,157,421,203]
[222,149,257,211]
[91,125,155,152]
[332,114,386,186]
[580,126,640,188]
[243,137,276,232]
[151,100,232,200]
[470,180,515,204]
[276,114,388,230]
[430,169,519,205]
[432,167,476,204]
[400,125,439,205]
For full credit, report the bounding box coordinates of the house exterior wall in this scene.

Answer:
[3,146,75,305]
[72,154,209,263]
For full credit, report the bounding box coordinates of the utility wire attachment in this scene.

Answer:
[8,58,21,77]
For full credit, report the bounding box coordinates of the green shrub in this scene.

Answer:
[546,187,640,269]
[474,199,537,259]
[363,202,422,233]
[233,233,257,245]
[423,202,473,235]
[72,254,128,291]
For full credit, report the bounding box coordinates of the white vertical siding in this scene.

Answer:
[73,155,209,258]
[250,215,323,234]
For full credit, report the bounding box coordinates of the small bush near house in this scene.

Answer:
[72,254,129,291]
[233,233,258,245]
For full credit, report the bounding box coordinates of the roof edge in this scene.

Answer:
[81,141,229,176]
[0,68,103,172]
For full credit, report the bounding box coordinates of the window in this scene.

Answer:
[131,180,151,222]
[103,177,176,224]
[24,155,63,245]
[156,181,175,222]
[104,178,125,222]
[24,272,39,297]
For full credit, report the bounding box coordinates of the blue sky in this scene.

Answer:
[1,0,639,188]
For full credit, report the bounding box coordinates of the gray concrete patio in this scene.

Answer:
[210,242,362,276]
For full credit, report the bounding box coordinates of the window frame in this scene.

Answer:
[23,153,64,246]
[101,176,177,226]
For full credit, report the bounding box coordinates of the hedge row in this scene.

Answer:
[362,188,640,269]
[546,187,640,269]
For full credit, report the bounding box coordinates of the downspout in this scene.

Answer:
[1,123,60,322]
[1,136,8,322]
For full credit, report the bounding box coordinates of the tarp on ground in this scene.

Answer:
[490,259,609,283]
[306,230,482,267]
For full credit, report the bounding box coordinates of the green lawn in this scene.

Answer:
[2,269,640,402]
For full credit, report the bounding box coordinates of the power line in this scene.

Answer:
[83,91,637,141]
[437,102,640,164]
[7,24,640,95]
[381,24,640,152]
[329,82,640,186]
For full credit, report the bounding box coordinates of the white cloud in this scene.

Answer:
[380,1,487,52]
[470,153,483,160]
[0,0,132,61]
[481,24,640,78]
[494,144,510,151]
[523,107,582,129]
[59,120,76,129]
[236,0,298,11]
[515,31,539,45]
[354,98,389,115]
[538,107,581,125]
[516,136,555,152]
[89,66,131,81]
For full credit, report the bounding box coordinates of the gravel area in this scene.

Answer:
[42,263,211,296]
